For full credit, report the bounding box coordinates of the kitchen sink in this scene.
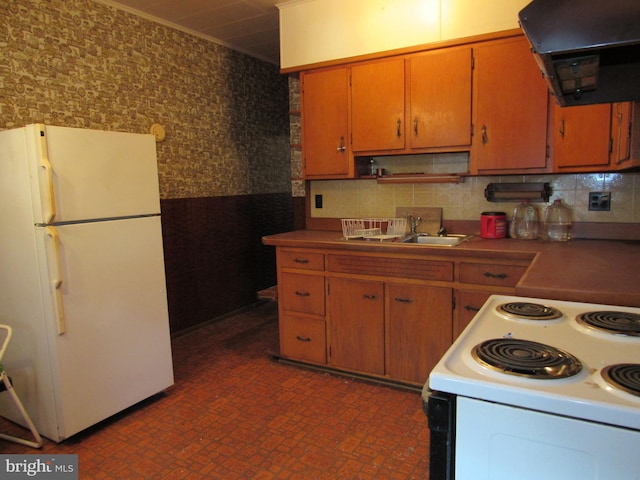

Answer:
[400,233,472,246]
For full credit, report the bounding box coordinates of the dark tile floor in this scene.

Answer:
[0,302,431,479]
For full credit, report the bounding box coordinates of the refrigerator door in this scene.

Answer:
[25,124,161,225]
[1,216,173,441]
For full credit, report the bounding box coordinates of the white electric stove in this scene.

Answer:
[424,294,640,480]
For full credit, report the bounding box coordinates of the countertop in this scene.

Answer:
[263,230,640,308]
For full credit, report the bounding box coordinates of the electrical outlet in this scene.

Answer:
[315,194,323,209]
[588,192,610,211]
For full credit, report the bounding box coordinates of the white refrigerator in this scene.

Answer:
[0,124,174,442]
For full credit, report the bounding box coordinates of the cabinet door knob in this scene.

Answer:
[396,119,402,137]
[464,304,481,312]
[294,258,309,264]
[394,297,413,303]
[337,135,346,152]
[559,119,566,139]
[483,272,507,279]
[414,117,419,136]
[295,291,311,297]
[295,335,312,342]
[481,125,488,144]
[363,294,377,300]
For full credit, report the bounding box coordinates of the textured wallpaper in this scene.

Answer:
[1,0,291,199]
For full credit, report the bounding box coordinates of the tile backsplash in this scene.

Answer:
[310,153,640,223]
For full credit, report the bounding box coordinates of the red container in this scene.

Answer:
[480,211,507,239]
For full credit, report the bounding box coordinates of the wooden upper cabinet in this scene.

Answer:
[351,58,406,152]
[301,67,353,178]
[551,103,613,171]
[471,36,549,173]
[409,47,472,149]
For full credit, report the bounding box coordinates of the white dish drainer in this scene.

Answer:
[341,218,407,241]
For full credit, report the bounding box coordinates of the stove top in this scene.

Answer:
[427,295,640,430]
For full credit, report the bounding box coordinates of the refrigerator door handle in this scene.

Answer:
[45,226,66,335]
[38,139,57,224]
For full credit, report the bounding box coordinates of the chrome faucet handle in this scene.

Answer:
[407,214,421,233]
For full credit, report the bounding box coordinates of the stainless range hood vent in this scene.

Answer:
[519,0,640,107]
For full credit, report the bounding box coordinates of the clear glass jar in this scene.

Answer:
[541,199,572,242]
[509,200,540,240]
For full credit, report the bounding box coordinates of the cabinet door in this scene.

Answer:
[280,314,326,364]
[552,103,613,171]
[351,58,405,152]
[454,290,490,339]
[302,68,353,178]
[328,277,384,374]
[280,272,325,316]
[409,47,472,149]
[472,37,548,172]
[386,283,453,384]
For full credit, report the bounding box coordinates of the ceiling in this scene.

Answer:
[100,0,282,65]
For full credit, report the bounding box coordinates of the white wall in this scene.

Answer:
[278,0,531,69]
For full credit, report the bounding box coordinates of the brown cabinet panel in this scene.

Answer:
[386,283,453,384]
[552,103,613,171]
[472,37,548,172]
[301,67,353,178]
[279,250,325,271]
[328,277,385,374]
[459,262,527,287]
[280,314,326,364]
[409,47,472,149]
[328,254,453,282]
[351,58,406,152]
[454,290,490,338]
[280,272,325,316]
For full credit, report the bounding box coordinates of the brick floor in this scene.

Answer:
[0,302,431,479]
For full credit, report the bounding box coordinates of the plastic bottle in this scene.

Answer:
[509,200,540,240]
[541,199,572,242]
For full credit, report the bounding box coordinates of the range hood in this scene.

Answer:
[519,0,640,106]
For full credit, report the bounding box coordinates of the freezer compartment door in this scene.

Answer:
[36,216,173,441]
[27,124,161,224]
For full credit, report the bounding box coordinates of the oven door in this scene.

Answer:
[455,396,640,480]
[425,391,456,480]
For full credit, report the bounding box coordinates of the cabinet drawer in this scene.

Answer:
[279,250,325,271]
[280,272,325,315]
[459,262,527,287]
[328,255,453,282]
[280,315,326,364]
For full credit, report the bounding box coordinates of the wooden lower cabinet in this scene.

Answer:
[327,277,385,374]
[386,283,453,384]
[279,314,326,364]
[454,290,490,338]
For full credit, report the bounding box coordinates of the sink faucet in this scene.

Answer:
[407,214,421,234]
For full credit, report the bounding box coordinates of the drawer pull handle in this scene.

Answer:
[295,291,311,297]
[294,258,309,264]
[484,272,507,279]
[394,297,413,303]
[296,335,312,342]
[363,294,377,300]
[464,305,481,312]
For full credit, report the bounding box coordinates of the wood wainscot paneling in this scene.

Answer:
[161,194,294,334]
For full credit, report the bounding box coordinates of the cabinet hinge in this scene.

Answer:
[452,294,456,311]
[546,144,550,158]
[470,123,474,138]
[471,53,475,70]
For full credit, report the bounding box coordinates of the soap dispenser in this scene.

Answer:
[509,199,540,240]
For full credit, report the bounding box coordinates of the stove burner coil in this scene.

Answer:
[576,311,640,336]
[496,302,563,320]
[471,338,582,379]
[602,364,640,397]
